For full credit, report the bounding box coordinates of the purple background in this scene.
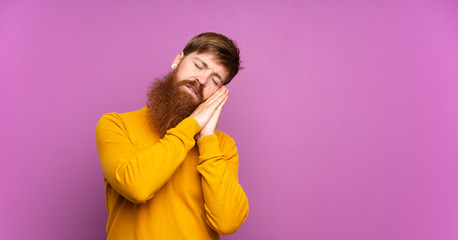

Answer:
[1,0,457,239]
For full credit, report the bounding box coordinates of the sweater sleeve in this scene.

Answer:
[196,134,249,235]
[95,113,201,204]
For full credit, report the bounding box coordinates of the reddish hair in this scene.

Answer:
[182,32,242,84]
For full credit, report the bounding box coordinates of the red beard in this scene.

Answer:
[146,70,204,138]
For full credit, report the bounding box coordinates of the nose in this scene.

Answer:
[195,73,210,86]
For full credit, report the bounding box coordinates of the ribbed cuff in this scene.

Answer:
[174,117,201,135]
[197,134,222,163]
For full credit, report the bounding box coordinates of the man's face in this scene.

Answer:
[173,51,229,101]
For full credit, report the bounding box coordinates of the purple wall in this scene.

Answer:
[1,0,457,239]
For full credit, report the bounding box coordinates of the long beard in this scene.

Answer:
[146,71,203,138]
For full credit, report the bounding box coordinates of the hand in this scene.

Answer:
[196,92,228,139]
[190,87,229,136]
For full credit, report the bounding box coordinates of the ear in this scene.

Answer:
[172,52,184,66]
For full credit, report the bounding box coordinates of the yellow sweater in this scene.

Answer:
[95,106,249,240]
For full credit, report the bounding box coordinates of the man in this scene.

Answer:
[95,32,249,240]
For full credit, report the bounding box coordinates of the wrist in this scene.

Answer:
[189,117,204,128]
[196,134,221,161]
[199,130,215,137]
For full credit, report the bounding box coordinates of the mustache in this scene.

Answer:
[175,80,203,102]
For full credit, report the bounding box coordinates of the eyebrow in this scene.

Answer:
[195,57,224,83]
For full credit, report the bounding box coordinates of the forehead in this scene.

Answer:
[186,52,229,78]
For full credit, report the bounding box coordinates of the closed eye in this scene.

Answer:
[194,63,202,69]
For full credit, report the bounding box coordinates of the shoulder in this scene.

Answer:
[96,106,149,132]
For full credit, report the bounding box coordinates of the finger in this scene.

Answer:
[216,94,228,111]
[192,88,224,112]
[209,90,228,110]
[200,87,228,108]
[211,95,228,119]
[204,86,227,104]
[205,95,228,130]
[190,87,228,122]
